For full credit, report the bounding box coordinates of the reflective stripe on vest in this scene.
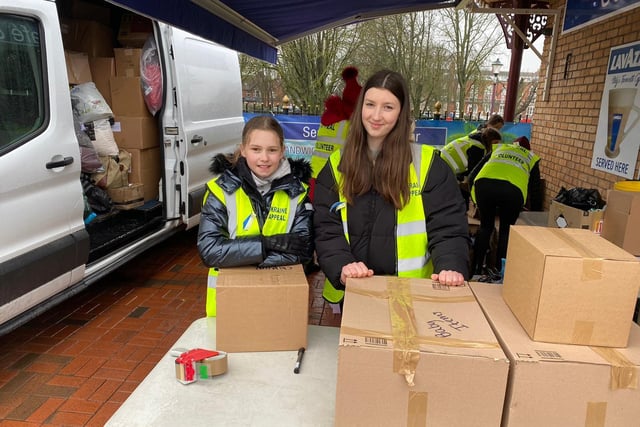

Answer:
[311,121,350,178]
[204,177,306,316]
[471,144,539,203]
[322,144,435,303]
[440,136,484,174]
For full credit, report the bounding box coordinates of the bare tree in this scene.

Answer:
[275,27,362,113]
[438,8,503,116]
[515,77,538,119]
[352,12,449,119]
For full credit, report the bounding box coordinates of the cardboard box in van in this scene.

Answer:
[64,50,92,85]
[110,76,151,117]
[128,148,161,201]
[118,13,153,47]
[114,48,142,77]
[112,116,158,150]
[108,183,144,210]
[60,18,114,57]
[88,57,115,106]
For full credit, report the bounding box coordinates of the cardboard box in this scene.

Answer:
[107,183,144,210]
[64,50,92,85]
[117,13,153,47]
[128,148,161,201]
[112,116,158,150]
[502,225,640,347]
[602,189,640,256]
[88,57,115,106]
[335,277,508,427]
[216,265,309,352]
[109,76,151,117]
[114,48,142,77]
[61,0,111,26]
[471,282,640,427]
[547,200,604,233]
[60,19,114,57]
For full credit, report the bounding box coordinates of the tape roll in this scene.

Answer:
[198,351,228,378]
[614,181,640,192]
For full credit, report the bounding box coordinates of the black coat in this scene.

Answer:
[197,154,314,268]
[313,148,471,290]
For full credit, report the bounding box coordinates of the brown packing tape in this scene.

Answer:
[590,346,638,390]
[387,278,419,386]
[585,402,607,427]
[572,320,595,344]
[347,283,476,303]
[547,228,603,280]
[407,391,428,427]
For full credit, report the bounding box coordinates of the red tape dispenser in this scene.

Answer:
[174,348,228,384]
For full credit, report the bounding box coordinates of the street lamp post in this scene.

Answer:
[490,58,503,115]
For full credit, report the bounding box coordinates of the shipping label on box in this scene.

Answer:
[335,277,508,427]
[216,265,308,352]
[602,189,640,256]
[547,200,604,233]
[472,282,640,427]
[502,225,640,347]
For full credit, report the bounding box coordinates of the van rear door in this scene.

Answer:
[157,24,244,228]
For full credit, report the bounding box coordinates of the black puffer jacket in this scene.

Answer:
[197,154,314,268]
[313,148,470,290]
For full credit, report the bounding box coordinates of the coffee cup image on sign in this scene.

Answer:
[605,88,640,158]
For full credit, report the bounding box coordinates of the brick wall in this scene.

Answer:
[533,1,640,208]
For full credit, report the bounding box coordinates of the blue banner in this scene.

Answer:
[244,113,532,161]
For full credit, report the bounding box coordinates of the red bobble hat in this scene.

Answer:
[320,66,362,126]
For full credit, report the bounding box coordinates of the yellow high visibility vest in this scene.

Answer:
[311,120,350,178]
[471,144,540,204]
[322,144,435,304]
[440,136,485,174]
[203,177,306,316]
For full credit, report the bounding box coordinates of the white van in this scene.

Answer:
[0,0,244,333]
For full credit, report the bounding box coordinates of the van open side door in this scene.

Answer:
[156,23,244,229]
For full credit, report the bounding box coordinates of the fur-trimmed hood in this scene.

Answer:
[209,153,312,184]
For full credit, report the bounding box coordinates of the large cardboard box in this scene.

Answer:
[128,148,161,201]
[547,200,604,233]
[60,19,114,57]
[64,51,92,85]
[602,189,640,256]
[112,116,158,150]
[109,76,150,117]
[472,282,640,427]
[114,48,142,77]
[117,13,153,47]
[88,56,115,106]
[216,265,308,352]
[335,277,508,427]
[502,226,640,347]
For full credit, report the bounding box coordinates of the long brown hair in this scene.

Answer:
[339,70,413,209]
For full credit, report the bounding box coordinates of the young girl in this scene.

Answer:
[313,70,470,307]
[197,115,314,316]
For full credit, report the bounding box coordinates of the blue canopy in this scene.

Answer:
[109,0,461,63]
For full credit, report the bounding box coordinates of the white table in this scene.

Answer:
[106,318,340,427]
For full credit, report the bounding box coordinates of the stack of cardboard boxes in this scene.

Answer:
[61,0,160,205]
[471,225,640,426]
